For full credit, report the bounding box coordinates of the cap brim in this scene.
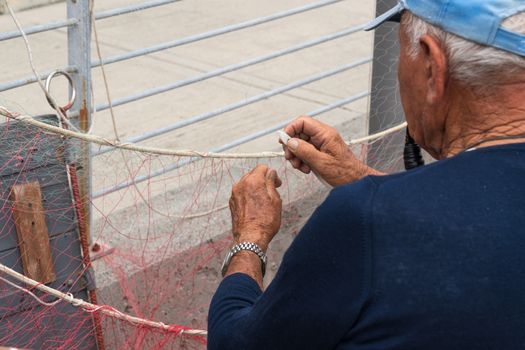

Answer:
[363,2,404,31]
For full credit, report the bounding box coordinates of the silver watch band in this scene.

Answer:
[221,241,267,277]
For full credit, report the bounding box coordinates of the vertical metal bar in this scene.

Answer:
[68,0,92,116]
[67,0,92,238]
[66,2,100,348]
[368,0,405,172]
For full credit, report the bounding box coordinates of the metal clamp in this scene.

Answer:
[45,70,76,112]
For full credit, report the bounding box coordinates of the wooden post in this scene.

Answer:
[10,181,56,284]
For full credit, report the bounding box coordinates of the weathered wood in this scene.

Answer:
[10,181,56,284]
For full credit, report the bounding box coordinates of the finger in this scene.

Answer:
[299,163,311,174]
[284,153,302,169]
[283,147,293,160]
[229,196,236,212]
[290,156,303,170]
[299,133,310,141]
[266,169,282,188]
[246,165,270,186]
[284,115,312,136]
[287,138,329,171]
[236,172,250,189]
[239,172,250,182]
[250,164,269,178]
[275,176,283,188]
[284,116,334,145]
[287,155,301,168]
[266,169,283,201]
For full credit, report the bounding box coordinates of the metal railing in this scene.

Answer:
[0,0,180,42]
[93,56,371,156]
[93,91,371,198]
[90,25,366,116]
[0,0,372,200]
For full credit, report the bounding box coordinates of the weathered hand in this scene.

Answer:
[282,116,384,186]
[229,165,282,252]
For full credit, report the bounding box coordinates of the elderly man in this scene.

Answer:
[208,0,525,349]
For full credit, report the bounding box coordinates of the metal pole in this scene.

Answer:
[67,0,92,117]
[95,0,181,20]
[0,18,78,42]
[66,1,99,346]
[67,0,92,234]
[0,66,78,92]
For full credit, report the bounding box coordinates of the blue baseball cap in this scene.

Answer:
[364,0,525,58]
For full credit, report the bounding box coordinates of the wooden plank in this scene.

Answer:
[10,181,56,284]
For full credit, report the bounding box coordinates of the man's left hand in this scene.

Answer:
[229,165,283,252]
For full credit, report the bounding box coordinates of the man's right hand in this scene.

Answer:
[282,116,384,186]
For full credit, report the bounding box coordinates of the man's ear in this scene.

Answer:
[419,34,448,104]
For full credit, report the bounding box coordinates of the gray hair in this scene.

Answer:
[403,12,525,90]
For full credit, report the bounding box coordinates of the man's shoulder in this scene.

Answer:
[366,143,525,192]
[323,145,525,226]
[326,154,474,218]
[323,176,379,217]
[328,157,445,205]
[360,151,477,198]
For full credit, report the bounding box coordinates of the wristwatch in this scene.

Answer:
[221,242,267,277]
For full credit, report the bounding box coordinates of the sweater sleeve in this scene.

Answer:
[207,178,376,350]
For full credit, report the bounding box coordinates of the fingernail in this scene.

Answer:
[287,139,299,151]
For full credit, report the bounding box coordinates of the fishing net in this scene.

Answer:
[0,0,407,349]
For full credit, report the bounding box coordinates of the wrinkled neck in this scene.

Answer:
[439,83,525,158]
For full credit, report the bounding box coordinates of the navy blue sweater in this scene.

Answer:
[208,143,525,349]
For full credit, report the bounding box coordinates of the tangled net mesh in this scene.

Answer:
[0,0,406,349]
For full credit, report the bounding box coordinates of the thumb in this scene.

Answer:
[265,169,282,200]
[287,138,328,167]
[266,169,282,188]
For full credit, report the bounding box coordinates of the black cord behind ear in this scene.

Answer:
[404,128,425,170]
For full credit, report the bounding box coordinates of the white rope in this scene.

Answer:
[0,105,407,159]
[0,275,62,307]
[90,0,118,140]
[348,122,407,145]
[0,263,208,337]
